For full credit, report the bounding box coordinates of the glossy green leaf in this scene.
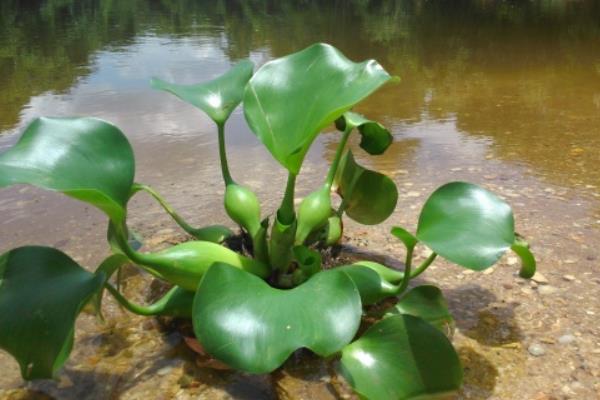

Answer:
[151,60,254,124]
[340,315,463,400]
[336,264,399,305]
[0,246,104,380]
[193,263,361,374]
[511,240,537,279]
[244,43,390,174]
[335,150,398,225]
[335,111,392,155]
[0,117,135,223]
[417,182,515,270]
[386,285,454,333]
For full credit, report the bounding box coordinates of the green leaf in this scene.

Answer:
[386,285,454,334]
[336,264,399,305]
[0,117,135,223]
[193,263,361,373]
[335,111,392,155]
[0,246,104,380]
[244,43,390,174]
[151,60,254,125]
[340,315,463,400]
[335,150,398,225]
[417,182,515,270]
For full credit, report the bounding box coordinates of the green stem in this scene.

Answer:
[325,126,353,188]
[132,183,196,234]
[277,172,297,225]
[397,247,414,295]
[409,252,437,279]
[105,283,157,316]
[112,222,148,266]
[217,122,233,186]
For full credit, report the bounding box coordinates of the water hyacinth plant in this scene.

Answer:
[0,43,536,399]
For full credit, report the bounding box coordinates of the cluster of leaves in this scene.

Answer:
[0,43,535,399]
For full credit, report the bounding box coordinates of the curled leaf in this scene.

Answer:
[335,111,392,155]
[335,150,398,225]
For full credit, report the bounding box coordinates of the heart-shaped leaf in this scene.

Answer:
[417,182,515,270]
[335,111,392,155]
[193,263,361,373]
[386,285,454,334]
[340,315,463,400]
[244,43,390,174]
[151,60,254,125]
[0,246,105,380]
[335,150,398,225]
[0,117,135,223]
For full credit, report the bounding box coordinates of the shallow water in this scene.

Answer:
[1,1,600,399]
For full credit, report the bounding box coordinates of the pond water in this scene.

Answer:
[1,1,600,399]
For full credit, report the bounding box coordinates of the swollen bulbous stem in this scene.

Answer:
[295,185,331,245]
[224,183,262,236]
[325,126,353,189]
[217,121,233,186]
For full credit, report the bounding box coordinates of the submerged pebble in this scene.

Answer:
[528,343,546,357]
[558,334,576,345]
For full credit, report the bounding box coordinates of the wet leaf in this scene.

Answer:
[0,117,135,223]
[193,263,361,373]
[335,111,392,155]
[335,150,398,225]
[0,246,104,380]
[151,60,254,124]
[340,315,462,400]
[386,285,454,333]
[417,182,515,270]
[244,43,390,174]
